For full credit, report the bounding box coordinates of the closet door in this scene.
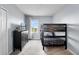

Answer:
[0,8,8,55]
[0,8,2,54]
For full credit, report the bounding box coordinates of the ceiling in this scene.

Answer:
[16,4,64,16]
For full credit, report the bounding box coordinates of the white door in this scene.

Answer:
[0,8,8,54]
[31,19,40,39]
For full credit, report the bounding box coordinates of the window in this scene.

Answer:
[31,20,38,32]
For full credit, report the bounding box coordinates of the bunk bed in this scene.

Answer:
[40,24,67,50]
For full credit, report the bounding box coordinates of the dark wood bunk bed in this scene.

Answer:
[40,24,67,50]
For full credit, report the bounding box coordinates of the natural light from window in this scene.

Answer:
[31,20,38,33]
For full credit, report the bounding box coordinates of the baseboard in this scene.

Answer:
[68,48,76,55]
[8,50,13,55]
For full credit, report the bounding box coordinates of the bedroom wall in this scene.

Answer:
[52,4,79,54]
[24,15,30,39]
[24,15,30,30]
[0,4,24,54]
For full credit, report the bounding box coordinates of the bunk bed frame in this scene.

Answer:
[40,24,67,50]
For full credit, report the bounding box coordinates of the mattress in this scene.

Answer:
[43,38,65,45]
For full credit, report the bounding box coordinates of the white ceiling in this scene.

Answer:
[16,4,64,16]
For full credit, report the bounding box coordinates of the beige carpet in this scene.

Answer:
[19,40,73,55]
[19,40,46,55]
[11,40,73,55]
[44,46,73,55]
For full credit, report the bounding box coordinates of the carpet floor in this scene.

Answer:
[11,40,73,55]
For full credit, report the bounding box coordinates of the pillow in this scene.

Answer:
[44,32,53,36]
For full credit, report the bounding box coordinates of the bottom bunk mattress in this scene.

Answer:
[43,38,65,46]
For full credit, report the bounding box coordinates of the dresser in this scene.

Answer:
[13,30,22,51]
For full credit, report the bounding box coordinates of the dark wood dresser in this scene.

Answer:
[13,30,22,51]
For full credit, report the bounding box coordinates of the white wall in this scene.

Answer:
[29,16,53,39]
[0,4,24,55]
[52,5,79,54]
